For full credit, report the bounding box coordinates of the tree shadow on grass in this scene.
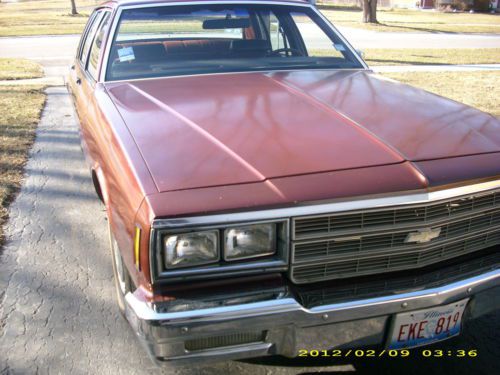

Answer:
[364,21,492,34]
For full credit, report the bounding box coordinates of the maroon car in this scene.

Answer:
[68,0,500,366]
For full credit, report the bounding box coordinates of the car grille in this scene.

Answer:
[290,189,500,284]
[296,250,500,308]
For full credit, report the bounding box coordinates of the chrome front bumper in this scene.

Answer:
[124,268,500,367]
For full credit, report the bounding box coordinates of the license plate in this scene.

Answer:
[388,298,469,349]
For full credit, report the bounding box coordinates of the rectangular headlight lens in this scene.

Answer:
[164,231,218,269]
[224,223,276,261]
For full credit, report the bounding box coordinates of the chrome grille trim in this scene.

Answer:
[293,190,500,240]
[184,331,266,351]
[290,188,500,284]
[291,230,500,284]
[293,213,500,263]
[296,251,500,308]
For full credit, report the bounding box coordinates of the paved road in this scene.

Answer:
[0,87,498,375]
[0,35,76,79]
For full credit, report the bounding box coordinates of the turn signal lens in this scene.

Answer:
[134,227,141,270]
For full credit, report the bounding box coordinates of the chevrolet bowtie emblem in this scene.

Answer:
[405,227,442,244]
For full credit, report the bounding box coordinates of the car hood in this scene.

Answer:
[105,70,500,193]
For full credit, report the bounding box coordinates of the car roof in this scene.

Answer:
[100,0,311,10]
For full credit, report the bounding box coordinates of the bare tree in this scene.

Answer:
[362,0,378,23]
[70,0,78,15]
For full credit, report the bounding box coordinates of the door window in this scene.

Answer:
[80,11,104,67]
[87,12,111,80]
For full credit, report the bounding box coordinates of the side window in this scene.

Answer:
[80,11,104,67]
[77,11,97,59]
[87,13,111,80]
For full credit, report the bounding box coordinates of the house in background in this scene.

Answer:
[422,0,498,11]
[321,0,418,7]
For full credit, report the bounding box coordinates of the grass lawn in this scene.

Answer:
[0,0,97,37]
[364,48,500,66]
[0,85,45,245]
[383,71,500,117]
[321,6,500,34]
[1,1,499,36]
[0,58,44,80]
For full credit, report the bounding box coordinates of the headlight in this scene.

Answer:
[164,230,218,269]
[224,223,276,261]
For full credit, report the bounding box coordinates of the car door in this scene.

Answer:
[71,9,111,166]
[81,10,113,169]
[69,10,103,124]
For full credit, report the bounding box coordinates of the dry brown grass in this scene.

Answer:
[0,0,97,36]
[0,58,44,80]
[1,1,499,36]
[0,85,46,244]
[321,6,500,34]
[383,71,500,117]
[365,48,500,66]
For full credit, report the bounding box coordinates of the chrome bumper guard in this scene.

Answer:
[124,268,500,366]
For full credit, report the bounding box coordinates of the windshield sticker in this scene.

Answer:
[118,47,135,62]
[334,44,346,52]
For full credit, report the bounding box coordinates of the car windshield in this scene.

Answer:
[106,4,364,81]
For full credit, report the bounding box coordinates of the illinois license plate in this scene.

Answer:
[388,298,469,349]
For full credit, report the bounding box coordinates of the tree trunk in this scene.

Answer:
[70,0,78,15]
[362,0,378,23]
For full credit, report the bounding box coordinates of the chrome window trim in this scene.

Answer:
[152,179,500,229]
[87,11,113,81]
[150,219,289,284]
[80,10,105,69]
[99,0,368,83]
[76,10,98,60]
[77,9,113,88]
